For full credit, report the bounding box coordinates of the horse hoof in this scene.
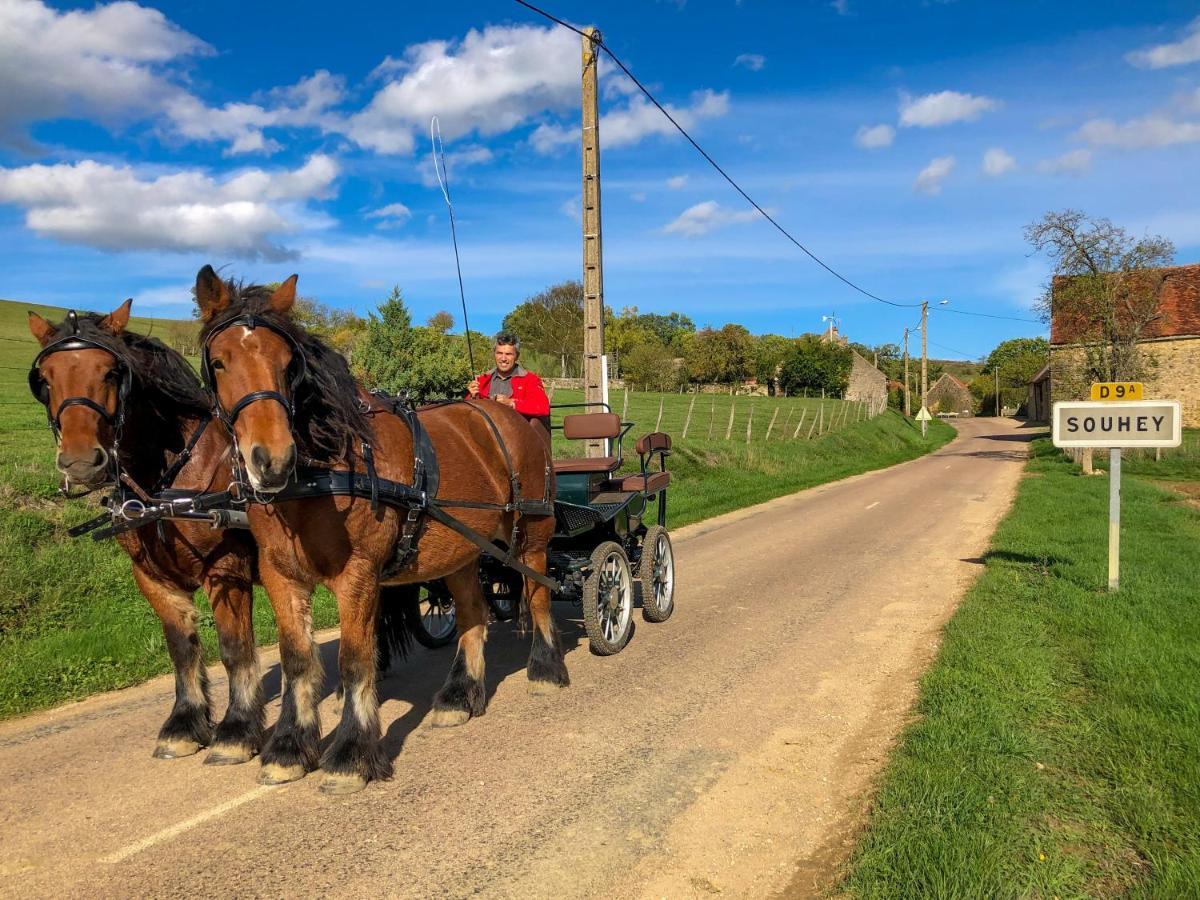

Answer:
[430,707,470,728]
[258,762,307,785]
[204,744,257,766]
[318,772,368,795]
[152,738,202,759]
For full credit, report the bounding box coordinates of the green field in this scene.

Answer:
[841,439,1200,897]
[0,298,952,719]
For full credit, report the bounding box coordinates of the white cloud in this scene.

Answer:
[365,202,412,227]
[831,0,851,14]
[914,156,956,194]
[1076,115,1200,149]
[560,198,580,222]
[662,200,761,237]
[1036,149,1092,175]
[666,175,689,189]
[733,53,765,71]
[0,155,338,260]
[631,192,647,203]
[854,124,895,149]
[0,0,210,147]
[419,144,494,187]
[981,147,1016,177]
[899,91,999,128]
[1126,16,1200,69]
[532,90,729,154]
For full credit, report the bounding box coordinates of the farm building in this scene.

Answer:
[1049,262,1200,426]
[845,351,886,406]
[926,373,973,416]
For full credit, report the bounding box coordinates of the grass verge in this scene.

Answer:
[840,438,1200,897]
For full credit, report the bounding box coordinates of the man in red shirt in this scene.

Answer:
[467,332,551,428]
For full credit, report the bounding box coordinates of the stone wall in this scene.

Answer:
[927,374,974,415]
[845,351,887,406]
[1050,335,1200,426]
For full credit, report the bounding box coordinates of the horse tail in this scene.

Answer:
[376,584,415,672]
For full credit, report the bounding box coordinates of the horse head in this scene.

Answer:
[28,300,133,488]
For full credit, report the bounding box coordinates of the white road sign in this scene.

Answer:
[1052,400,1181,449]
[915,406,932,422]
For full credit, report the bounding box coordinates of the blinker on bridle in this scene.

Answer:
[201,313,308,428]
[28,309,131,440]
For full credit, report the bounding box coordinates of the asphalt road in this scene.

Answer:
[0,418,1032,899]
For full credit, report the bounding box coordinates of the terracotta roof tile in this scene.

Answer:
[1052,263,1200,344]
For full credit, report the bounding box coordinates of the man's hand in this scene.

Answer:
[495,395,515,408]
[467,378,480,397]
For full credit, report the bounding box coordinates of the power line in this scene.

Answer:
[934,307,1043,325]
[928,339,978,360]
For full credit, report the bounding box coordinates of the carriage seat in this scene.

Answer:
[607,471,671,494]
[551,412,624,476]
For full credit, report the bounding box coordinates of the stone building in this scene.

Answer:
[845,351,887,407]
[926,373,974,415]
[1049,262,1200,426]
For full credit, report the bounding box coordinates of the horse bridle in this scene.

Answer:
[201,313,308,429]
[28,311,131,444]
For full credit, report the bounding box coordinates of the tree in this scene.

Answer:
[777,335,852,396]
[634,311,695,350]
[623,342,680,392]
[427,310,455,334]
[502,280,584,378]
[752,334,794,393]
[1026,209,1174,383]
[606,306,656,380]
[355,287,470,399]
[685,324,755,384]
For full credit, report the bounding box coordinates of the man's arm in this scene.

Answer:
[513,373,550,417]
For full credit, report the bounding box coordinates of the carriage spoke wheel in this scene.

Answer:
[404,582,457,649]
[638,525,675,623]
[582,541,634,655]
[481,566,522,622]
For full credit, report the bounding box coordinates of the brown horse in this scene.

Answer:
[194,266,568,794]
[27,303,264,764]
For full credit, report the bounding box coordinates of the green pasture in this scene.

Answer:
[841,438,1200,897]
[0,297,951,719]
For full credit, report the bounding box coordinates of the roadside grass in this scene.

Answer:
[0,298,952,719]
[841,438,1200,898]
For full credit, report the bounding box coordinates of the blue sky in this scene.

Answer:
[1,0,1199,360]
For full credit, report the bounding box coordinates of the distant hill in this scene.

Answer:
[0,298,196,346]
[932,358,984,381]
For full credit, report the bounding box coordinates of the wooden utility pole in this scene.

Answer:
[920,300,929,436]
[581,26,606,456]
[995,367,1000,417]
[903,327,911,417]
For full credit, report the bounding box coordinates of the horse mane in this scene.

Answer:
[44,313,211,425]
[198,281,373,462]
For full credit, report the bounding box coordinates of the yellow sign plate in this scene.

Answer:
[1091,382,1143,401]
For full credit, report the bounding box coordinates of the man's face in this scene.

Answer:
[494,343,518,374]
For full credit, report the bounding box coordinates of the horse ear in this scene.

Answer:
[28,311,55,347]
[194,265,230,321]
[98,298,133,335]
[269,274,298,314]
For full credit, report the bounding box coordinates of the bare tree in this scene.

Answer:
[1026,209,1174,383]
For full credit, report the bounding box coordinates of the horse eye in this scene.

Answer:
[104,370,120,383]
[210,360,225,371]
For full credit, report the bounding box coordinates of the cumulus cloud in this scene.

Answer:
[733,53,765,71]
[532,90,729,154]
[981,147,1016,177]
[831,0,851,14]
[666,175,689,189]
[366,202,412,227]
[0,155,338,260]
[662,200,761,237]
[1037,149,1092,175]
[914,156,956,194]
[899,91,999,128]
[854,124,895,149]
[1076,115,1200,149]
[1126,16,1200,69]
[560,198,580,222]
[0,0,210,147]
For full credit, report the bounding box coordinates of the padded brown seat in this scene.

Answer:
[609,471,671,494]
[553,456,619,474]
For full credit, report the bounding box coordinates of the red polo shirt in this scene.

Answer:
[473,366,551,418]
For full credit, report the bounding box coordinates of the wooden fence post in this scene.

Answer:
[681,393,696,439]
[807,412,818,439]
[765,406,779,441]
[655,396,664,432]
[708,398,716,439]
[792,408,807,439]
[818,405,824,435]
[745,403,754,444]
[621,388,629,421]
[725,400,736,440]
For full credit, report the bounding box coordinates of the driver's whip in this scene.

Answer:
[430,116,477,374]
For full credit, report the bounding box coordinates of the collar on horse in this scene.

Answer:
[201,312,308,428]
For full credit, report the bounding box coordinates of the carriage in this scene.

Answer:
[408,403,676,656]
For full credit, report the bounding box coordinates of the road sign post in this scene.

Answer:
[1052,397,1181,591]
[915,405,931,436]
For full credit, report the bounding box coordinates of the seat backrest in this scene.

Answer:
[635,432,671,455]
[562,412,622,441]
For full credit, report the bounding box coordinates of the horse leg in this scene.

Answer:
[203,572,263,765]
[522,542,569,694]
[318,564,391,795]
[257,568,322,785]
[133,570,212,759]
[430,562,489,727]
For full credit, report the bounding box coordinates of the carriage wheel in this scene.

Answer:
[482,566,522,622]
[403,582,457,649]
[638,525,675,623]
[582,541,635,655]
